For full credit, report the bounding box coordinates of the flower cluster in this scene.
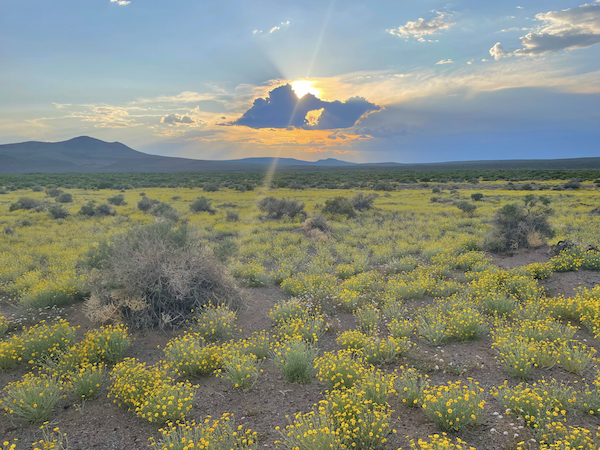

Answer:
[164,333,223,377]
[421,380,486,431]
[137,381,195,423]
[492,379,575,429]
[410,433,476,450]
[193,305,237,342]
[1,373,65,422]
[314,350,368,390]
[150,413,258,450]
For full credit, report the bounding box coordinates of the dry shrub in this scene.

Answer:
[303,214,331,233]
[85,222,242,329]
[484,195,553,252]
[307,229,329,242]
[303,214,332,241]
[527,232,545,248]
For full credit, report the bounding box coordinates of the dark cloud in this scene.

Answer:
[231,84,380,130]
[161,114,194,125]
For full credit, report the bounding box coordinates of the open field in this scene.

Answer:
[1,181,600,450]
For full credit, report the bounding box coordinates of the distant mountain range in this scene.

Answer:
[227,157,357,166]
[1,136,599,173]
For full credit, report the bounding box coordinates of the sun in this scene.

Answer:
[291,80,320,98]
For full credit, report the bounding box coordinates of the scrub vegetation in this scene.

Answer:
[1,173,600,449]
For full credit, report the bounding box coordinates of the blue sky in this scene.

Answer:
[1,0,599,162]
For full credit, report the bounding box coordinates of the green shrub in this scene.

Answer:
[95,203,116,216]
[351,193,378,211]
[45,187,64,197]
[221,353,260,389]
[150,414,258,450]
[107,194,127,206]
[456,201,477,216]
[70,363,103,400]
[151,202,180,222]
[55,192,73,203]
[9,197,45,212]
[78,201,96,216]
[190,196,214,213]
[355,306,380,335]
[48,205,70,219]
[471,193,484,201]
[214,238,238,264]
[257,197,306,220]
[203,182,220,192]
[193,305,237,342]
[1,374,64,422]
[138,196,159,211]
[225,210,239,222]
[322,196,356,218]
[484,195,553,251]
[273,340,318,383]
[19,320,77,364]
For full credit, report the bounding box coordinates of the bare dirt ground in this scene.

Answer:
[492,246,552,270]
[2,251,600,449]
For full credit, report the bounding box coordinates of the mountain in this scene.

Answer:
[227,157,357,166]
[0,136,262,173]
[1,136,600,173]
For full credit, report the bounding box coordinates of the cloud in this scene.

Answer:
[305,108,324,127]
[264,21,290,34]
[494,3,600,58]
[252,29,262,34]
[489,42,512,60]
[110,0,130,5]
[353,124,407,139]
[387,11,454,42]
[436,59,453,64]
[161,114,195,125]
[230,84,380,130]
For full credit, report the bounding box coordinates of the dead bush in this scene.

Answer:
[84,222,242,329]
[302,214,331,234]
[306,228,329,242]
[526,232,545,248]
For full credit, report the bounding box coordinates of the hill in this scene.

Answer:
[2,136,600,173]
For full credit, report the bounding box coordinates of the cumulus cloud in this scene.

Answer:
[230,84,380,130]
[387,11,454,42]
[436,59,453,64]
[493,2,600,58]
[489,42,512,60]
[161,114,195,125]
[110,0,130,5]
[252,29,262,34]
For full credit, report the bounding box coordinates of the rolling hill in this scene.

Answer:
[1,136,600,173]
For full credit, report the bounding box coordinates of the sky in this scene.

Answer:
[1,0,599,163]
